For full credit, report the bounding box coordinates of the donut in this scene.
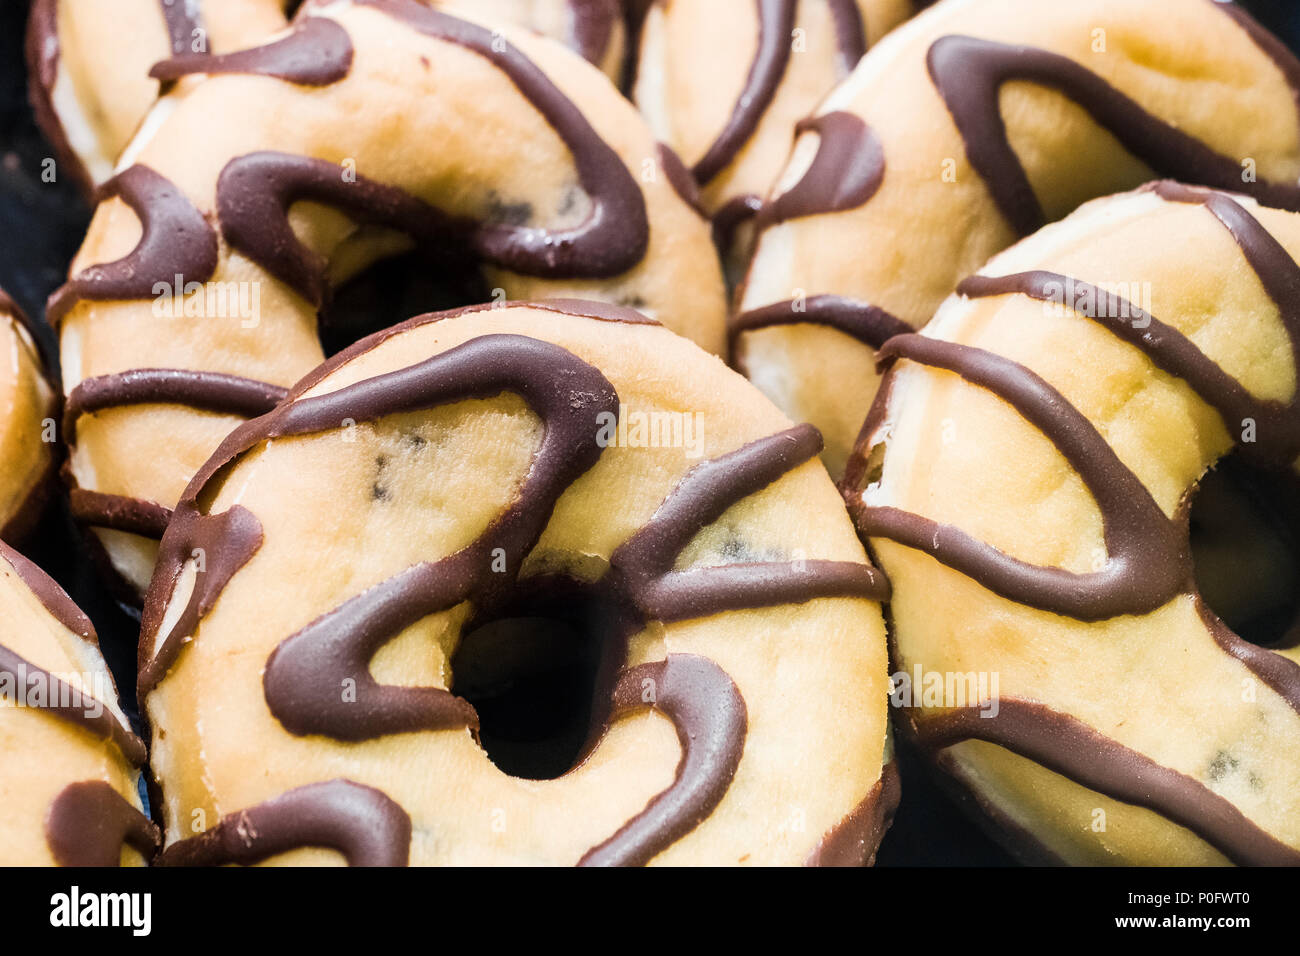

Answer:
[734,0,1300,474]
[841,183,1300,865]
[138,300,893,866]
[0,540,156,865]
[0,289,57,544]
[633,0,915,275]
[27,0,628,192]
[51,0,725,598]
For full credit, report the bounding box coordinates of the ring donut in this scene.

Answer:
[0,541,156,865]
[27,0,627,191]
[51,0,725,597]
[0,289,56,544]
[633,0,915,274]
[842,184,1300,864]
[139,300,893,866]
[735,0,1300,474]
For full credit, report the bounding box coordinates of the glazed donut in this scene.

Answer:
[27,0,627,191]
[633,0,914,273]
[842,183,1300,865]
[0,289,57,543]
[139,300,893,866]
[735,0,1300,474]
[0,541,156,865]
[52,0,725,597]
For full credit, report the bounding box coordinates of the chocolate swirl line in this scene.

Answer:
[159,0,203,56]
[68,488,173,540]
[712,193,763,254]
[925,32,1300,238]
[755,111,884,230]
[46,164,218,326]
[150,15,354,87]
[355,0,649,275]
[138,506,265,696]
[692,0,867,185]
[45,781,160,867]
[0,643,146,767]
[613,423,889,620]
[1,540,95,641]
[567,0,619,65]
[805,759,901,866]
[852,333,1193,621]
[158,779,412,866]
[64,368,288,443]
[657,143,707,219]
[730,295,912,357]
[908,699,1300,866]
[578,655,747,866]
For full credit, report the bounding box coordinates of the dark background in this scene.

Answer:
[1,1,1296,867]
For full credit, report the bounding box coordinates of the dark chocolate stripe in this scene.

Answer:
[45,781,159,866]
[693,0,867,184]
[68,488,172,540]
[25,0,96,196]
[138,506,264,695]
[567,0,619,65]
[756,111,884,230]
[579,655,746,866]
[612,423,889,620]
[657,143,707,219]
[712,193,762,254]
[910,699,1300,866]
[1,540,95,641]
[46,165,218,326]
[159,0,203,56]
[731,295,912,355]
[0,643,146,767]
[926,34,1300,238]
[355,0,648,275]
[805,759,900,866]
[852,334,1192,620]
[158,779,411,866]
[65,369,288,443]
[150,16,354,86]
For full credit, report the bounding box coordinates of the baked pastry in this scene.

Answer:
[0,541,155,865]
[51,0,725,597]
[634,0,914,274]
[27,0,627,191]
[0,289,57,543]
[140,300,893,866]
[843,183,1300,865]
[736,0,1300,474]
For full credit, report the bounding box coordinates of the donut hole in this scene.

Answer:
[1189,454,1300,649]
[317,249,491,358]
[452,581,628,781]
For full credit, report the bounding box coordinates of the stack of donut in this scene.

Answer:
[5,0,1297,865]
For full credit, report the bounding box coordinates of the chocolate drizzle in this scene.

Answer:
[150,16,354,87]
[65,369,287,443]
[755,111,884,230]
[908,700,1300,866]
[159,0,203,56]
[855,333,1192,620]
[68,488,172,540]
[657,143,707,219]
[47,164,218,326]
[612,423,889,620]
[138,506,265,695]
[1,540,94,641]
[805,759,901,866]
[926,33,1300,238]
[692,0,866,185]
[578,655,746,866]
[159,779,411,866]
[566,0,619,65]
[45,781,159,866]
[731,296,911,356]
